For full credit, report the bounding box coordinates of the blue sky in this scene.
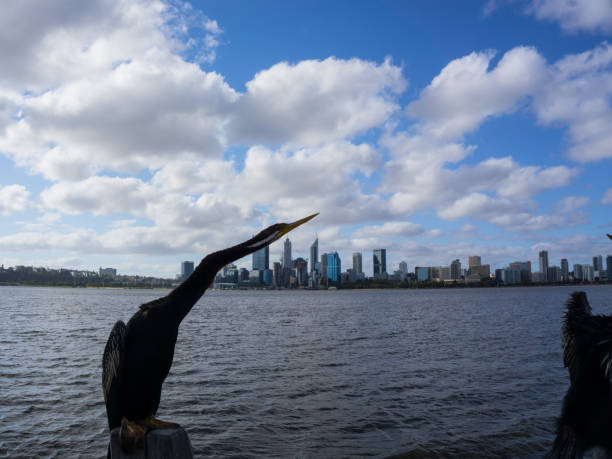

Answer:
[1,0,611,277]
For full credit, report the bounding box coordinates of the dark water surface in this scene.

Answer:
[1,285,612,458]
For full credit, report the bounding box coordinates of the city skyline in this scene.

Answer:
[1,1,612,278]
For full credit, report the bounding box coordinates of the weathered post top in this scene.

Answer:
[109,427,193,459]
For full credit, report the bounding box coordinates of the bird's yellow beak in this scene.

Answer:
[279,213,319,238]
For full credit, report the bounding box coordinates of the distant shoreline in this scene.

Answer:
[2,282,610,291]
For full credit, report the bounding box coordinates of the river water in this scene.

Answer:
[1,285,611,458]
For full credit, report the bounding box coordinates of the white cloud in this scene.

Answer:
[602,188,612,205]
[150,159,237,194]
[228,57,407,146]
[0,184,29,215]
[352,222,425,239]
[41,175,250,228]
[528,0,612,34]
[41,176,152,216]
[406,47,546,139]
[533,42,612,162]
[437,193,524,220]
[554,195,589,213]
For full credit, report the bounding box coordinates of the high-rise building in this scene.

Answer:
[320,253,328,283]
[272,262,281,287]
[180,261,194,281]
[252,246,269,271]
[399,261,408,273]
[573,264,584,280]
[584,265,594,282]
[471,264,490,279]
[539,250,549,279]
[509,261,532,283]
[593,255,603,272]
[353,252,363,274]
[327,252,341,282]
[283,238,292,268]
[415,266,430,282]
[607,255,612,283]
[309,238,318,275]
[295,257,308,286]
[561,259,569,282]
[468,256,481,268]
[547,266,561,283]
[450,259,461,279]
[373,249,387,276]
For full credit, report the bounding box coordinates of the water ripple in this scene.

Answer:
[2,285,611,456]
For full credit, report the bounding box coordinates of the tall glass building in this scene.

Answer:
[373,249,386,275]
[539,250,549,279]
[352,252,362,274]
[283,238,292,268]
[327,252,341,282]
[252,245,269,271]
[310,238,318,275]
[181,261,194,281]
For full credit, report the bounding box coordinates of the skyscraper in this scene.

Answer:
[320,252,328,283]
[252,245,269,271]
[561,258,569,282]
[353,252,362,274]
[539,250,549,279]
[309,238,318,275]
[399,261,408,272]
[283,237,292,268]
[180,261,194,281]
[607,255,612,283]
[373,249,386,276]
[468,256,481,268]
[593,255,603,272]
[327,252,341,282]
[450,259,461,279]
[573,264,584,280]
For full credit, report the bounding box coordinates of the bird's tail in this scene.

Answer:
[545,425,582,459]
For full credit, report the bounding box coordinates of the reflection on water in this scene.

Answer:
[1,285,611,457]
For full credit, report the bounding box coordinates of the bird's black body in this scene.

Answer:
[103,299,179,431]
[548,291,612,458]
[101,215,318,443]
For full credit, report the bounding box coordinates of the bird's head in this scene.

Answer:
[245,213,319,251]
[608,233,612,241]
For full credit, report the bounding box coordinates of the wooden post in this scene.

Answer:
[110,427,194,459]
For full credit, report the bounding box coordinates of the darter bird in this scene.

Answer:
[547,235,612,458]
[102,213,318,454]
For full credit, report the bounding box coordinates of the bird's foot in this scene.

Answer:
[119,417,149,453]
[137,415,180,430]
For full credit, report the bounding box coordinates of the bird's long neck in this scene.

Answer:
[166,240,259,324]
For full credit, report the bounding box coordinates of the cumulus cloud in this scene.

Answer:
[554,195,589,213]
[1,0,609,270]
[228,57,407,146]
[352,221,425,239]
[406,47,546,139]
[528,0,612,34]
[0,184,30,215]
[41,175,250,229]
[533,42,612,162]
[602,188,612,205]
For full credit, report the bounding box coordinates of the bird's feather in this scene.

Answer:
[102,320,126,404]
[562,292,593,384]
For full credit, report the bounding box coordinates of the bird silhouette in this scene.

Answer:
[548,288,612,457]
[102,214,318,453]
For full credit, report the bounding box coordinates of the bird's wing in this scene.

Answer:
[102,320,126,405]
[562,292,594,383]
